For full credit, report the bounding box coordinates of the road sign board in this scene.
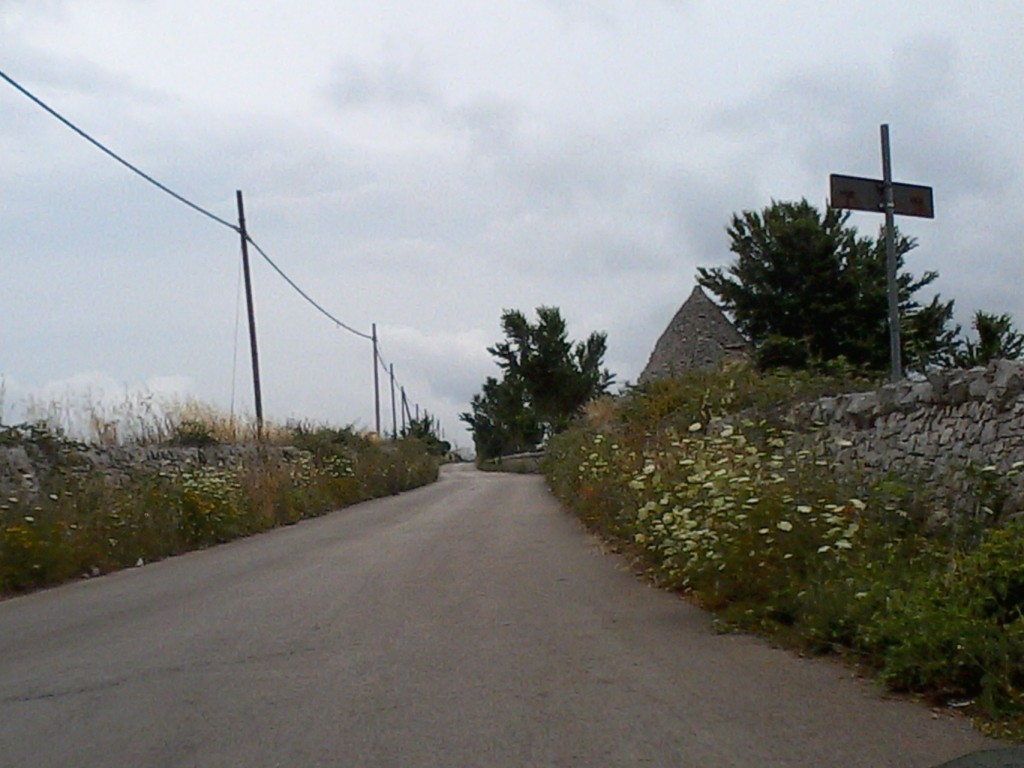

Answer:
[831,125,935,384]
[829,174,934,218]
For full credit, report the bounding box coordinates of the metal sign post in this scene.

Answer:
[829,124,935,382]
[881,125,901,382]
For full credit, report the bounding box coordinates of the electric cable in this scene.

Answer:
[2,68,377,345]
[0,69,238,232]
[374,339,435,437]
[374,343,390,373]
[245,236,374,341]
[2,68,435,427]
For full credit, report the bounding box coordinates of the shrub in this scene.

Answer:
[544,365,1024,733]
[1,420,440,596]
[170,420,219,447]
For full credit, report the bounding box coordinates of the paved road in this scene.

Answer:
[0,465,1001,767]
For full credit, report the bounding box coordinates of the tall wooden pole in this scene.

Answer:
[372,323,381,436]
[400,387,410,432]
[236,190,264,439]
[389,364,398,439]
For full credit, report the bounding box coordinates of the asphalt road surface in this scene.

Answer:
[0,464,1003,767]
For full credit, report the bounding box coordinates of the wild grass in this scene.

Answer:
[12,387,299,447]
[544,366,1024,738]
[1,405,440,596]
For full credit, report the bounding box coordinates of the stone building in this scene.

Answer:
[638,286,751,385]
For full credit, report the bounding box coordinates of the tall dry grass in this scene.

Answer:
[1,397,440,596]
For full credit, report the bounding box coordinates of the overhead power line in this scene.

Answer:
[375,341,390,371]
[245,237,374,341]
[1,68,375,343]
[0,68,238,232]
[1,68,435,428]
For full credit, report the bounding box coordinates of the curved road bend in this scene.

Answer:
[0,464,999,767]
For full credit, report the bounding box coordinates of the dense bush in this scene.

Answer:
[544,366,1024,736]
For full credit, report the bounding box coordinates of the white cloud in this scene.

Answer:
[2,0,1023,448]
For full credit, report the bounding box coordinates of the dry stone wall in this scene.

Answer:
[789,359,1024,517]
[0,433,301,499]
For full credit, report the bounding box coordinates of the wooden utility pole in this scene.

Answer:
[389,364,398,439]
[372,323,381,436]
[400,387,410,432]
[236,190,264,439]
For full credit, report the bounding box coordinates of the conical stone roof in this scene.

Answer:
[639,286,751,384]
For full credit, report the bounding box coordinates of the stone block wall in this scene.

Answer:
[789,359,1024,517]
[0,435,301,499]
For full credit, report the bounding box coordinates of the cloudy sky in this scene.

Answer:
[2,1,1023,449]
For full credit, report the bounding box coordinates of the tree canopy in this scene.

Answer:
[461,307,613,460]
[697,199,959,373]
[402,411,452,456]
[955,311,1024,368]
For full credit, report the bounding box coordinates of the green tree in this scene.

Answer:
[402,410,452,456]
[697,199,958,373]
[955,311,1024,367]
[461,376,544,461]
[461,307,614,460]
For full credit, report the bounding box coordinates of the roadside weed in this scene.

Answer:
[1,419,440,595]
[545,366,1024,734]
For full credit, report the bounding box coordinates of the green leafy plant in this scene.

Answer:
[956,311,1024,367]
[1,416,440,596]
[544,365,1024,735]
[170,419,219,447]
